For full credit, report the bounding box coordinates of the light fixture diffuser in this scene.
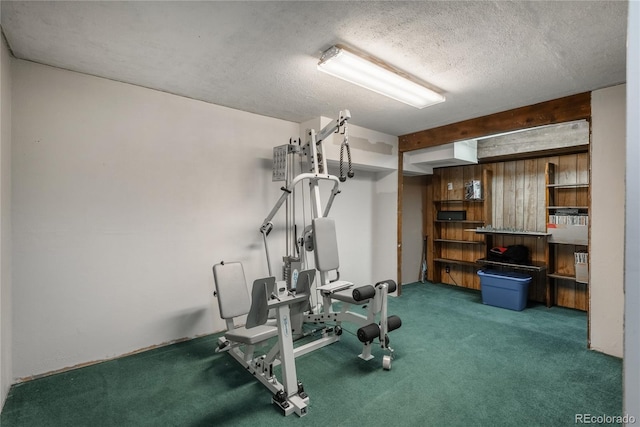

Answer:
[318,45,445,109]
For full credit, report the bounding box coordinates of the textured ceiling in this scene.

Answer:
[0,1,628,136]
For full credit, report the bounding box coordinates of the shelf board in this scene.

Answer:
[433,199,484,203]
[548,240,589,246]
[548,273,589,285]
[546,183,589,188]
[472,228,550,237]
[435,220,485,224]
[476,258,547,271]
[434,258,480,268]
[547,206,589,210]
[434,239,484,245]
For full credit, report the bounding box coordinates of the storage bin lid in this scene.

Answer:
[477,269,532,281]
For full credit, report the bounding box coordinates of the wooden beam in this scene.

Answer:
[477,119,589,160]
[399,92,591,152]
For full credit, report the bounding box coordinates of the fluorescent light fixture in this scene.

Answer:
[318,45,445,109]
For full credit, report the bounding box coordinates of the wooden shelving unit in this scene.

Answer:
[545,160,590,311]
[430,166,492,290]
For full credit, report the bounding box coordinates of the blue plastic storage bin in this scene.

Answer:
[477,269,532,311]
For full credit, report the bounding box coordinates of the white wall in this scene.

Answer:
[10,60,381,379]
[590,84,625,358]
[625,0,639,420]
[372,170,398,284]
[0,34,13,408]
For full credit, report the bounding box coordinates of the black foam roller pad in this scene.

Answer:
[352,285,375,301]
[386,280,397,293]
[376,280,397,293]
[387,315,402,332]
[357,323,380,343]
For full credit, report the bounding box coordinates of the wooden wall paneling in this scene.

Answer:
[537,158,549,231]
[465,265,480,290]
[577,152,589,207]
[441,167,450,199]
[577,152,589,184]
[457,266,467,289]
[558,155,578,206]
[451,166,464,200]
[532,271,546,302]
[531,278,545,302]
[533,237,546,264]
[524,159,539,232]
[575,283,588,311]
[556,244,576,276]
[559,153,578,184]
[493,162,504,228]
[531,234,546,304]
[503,161,517,228]
[448,228,462,262]
[515,160,526,230]
[555,244,576,308]
[453,217,463,246]
[481,168,493,277]
[439,168,449,205]
[483,167,493,225]
[556,279,576,308]
[466,268,476,289]
[463,165,478,220]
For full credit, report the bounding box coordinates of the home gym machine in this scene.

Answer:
[212,110,401,417]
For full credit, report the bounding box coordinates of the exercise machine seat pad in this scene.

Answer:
[225,324,278,345]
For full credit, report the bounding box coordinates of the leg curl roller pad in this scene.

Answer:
[376,280,397,293]
[387,315,402,332]
[352,285,375,301]
[357,323,380,343]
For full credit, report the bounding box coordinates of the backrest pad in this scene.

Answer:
[246,276,275,328]
[313,217,340,272]
[212,262,251,319]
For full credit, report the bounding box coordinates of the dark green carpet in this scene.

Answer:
[1,282,622,426]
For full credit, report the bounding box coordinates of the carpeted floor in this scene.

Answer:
[0,282,623,426]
